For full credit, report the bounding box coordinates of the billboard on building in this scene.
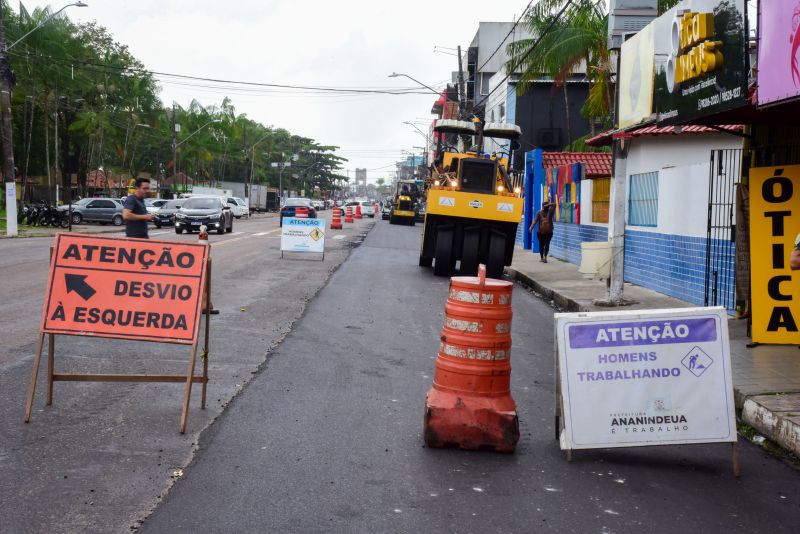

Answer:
[619,23,655,128]
[749,165,800,345]
[757,0,800,106]
[652,0,748,124]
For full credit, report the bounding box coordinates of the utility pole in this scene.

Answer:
[171,104,178,198]
[0,1,18,235]
[456,45,467,118]
[603,48,628,305]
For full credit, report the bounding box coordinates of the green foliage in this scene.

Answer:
[1,3,346,199]
[506,0,613,125]
[659,0,681,14]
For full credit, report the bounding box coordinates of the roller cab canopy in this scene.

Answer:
[433,119,477,136]
[482,122,521,140]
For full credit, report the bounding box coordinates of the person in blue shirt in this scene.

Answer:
[123,177,153,238]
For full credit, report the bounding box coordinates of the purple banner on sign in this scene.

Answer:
[758,0,800,106]
[568,318,718,349]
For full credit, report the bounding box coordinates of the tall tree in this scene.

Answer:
[506,0,613,135]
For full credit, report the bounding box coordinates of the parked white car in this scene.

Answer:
[224,196,250,218]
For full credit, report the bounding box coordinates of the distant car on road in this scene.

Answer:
[144,198,168,214]
[153,199,182,228]
[224,196,250,219]
[279,198,317,227]
[381,203,391,220]
[61,197,124,226]
[175,196,233,235]
[360,201,376,218]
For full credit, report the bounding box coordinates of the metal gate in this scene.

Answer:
[704,149,741,312]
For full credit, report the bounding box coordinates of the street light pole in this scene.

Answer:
[388,73,440,95]
[173,117,221,195]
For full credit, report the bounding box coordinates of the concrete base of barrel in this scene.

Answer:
[423,388,519,453]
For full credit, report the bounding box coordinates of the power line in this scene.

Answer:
[481,0,575,104]
[8,50,440,96]
[475,0,535,73]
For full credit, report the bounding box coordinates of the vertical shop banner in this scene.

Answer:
[556,308,736,450]
[619,23,655,128]
[757,0,800,106]
[652,0,748,124]
[750,165,800,344]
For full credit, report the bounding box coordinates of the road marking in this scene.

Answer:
[253,232,270,236]
[150,231,171,236]
[214,234,253,247]
[333,235,346,240]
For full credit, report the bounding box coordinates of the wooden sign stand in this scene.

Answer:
[553,344,741,477]
[24,257,213,434]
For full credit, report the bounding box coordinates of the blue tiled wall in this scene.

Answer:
[624,229,733,308]
[548,222,608,264]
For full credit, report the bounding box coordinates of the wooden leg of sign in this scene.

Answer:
[46,334,55,406]
[732,442,741,478]
[565,449,573,462]
[179,340,200,434]
[23,333,46,422]
[201,260,211,410]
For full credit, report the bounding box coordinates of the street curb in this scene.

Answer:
[0,226,124,239]
[504,266,586,313]
[505,264,800,460]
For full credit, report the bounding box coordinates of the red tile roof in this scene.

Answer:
[586,124,743,147]
[542,152,612,178]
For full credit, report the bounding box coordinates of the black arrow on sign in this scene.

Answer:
[65,273,96,301]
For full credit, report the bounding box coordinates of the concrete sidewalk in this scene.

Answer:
[506,248,800,459]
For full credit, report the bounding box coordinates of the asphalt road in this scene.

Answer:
[0,213,376,534]
[140,219,800,533]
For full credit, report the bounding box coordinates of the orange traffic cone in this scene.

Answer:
[345,206,354,223]
[355,204,363,219]
[331,207,343,229]
[423,264,519,452]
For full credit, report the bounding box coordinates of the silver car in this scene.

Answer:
[63,197,124,226]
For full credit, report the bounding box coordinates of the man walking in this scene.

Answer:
[123,177,153,239]
[530,201,555,263]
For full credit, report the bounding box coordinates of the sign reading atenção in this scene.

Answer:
[556,308,736,450]
[42,233,209,344]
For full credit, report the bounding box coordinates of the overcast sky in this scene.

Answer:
[22,0,525,183]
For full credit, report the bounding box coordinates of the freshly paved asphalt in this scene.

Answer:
[141,220,800,533]
[0,213,374,533]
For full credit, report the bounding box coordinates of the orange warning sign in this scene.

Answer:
[41,233,209,344]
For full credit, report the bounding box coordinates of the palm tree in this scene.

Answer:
[506,0,613,138]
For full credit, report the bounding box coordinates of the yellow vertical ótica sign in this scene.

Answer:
[750,165,800,344]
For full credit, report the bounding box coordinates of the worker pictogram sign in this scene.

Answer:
[25,233,212,434]
[42,233,209,344]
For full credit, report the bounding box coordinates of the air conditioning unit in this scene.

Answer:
[608,0,658,50]
[537,128,561,148]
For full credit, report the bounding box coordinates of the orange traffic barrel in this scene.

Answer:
[424,264,519,452]
[331,207,343,229]
[295,206,309,219]
[355,204,363,219]
[345,206,354,223]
